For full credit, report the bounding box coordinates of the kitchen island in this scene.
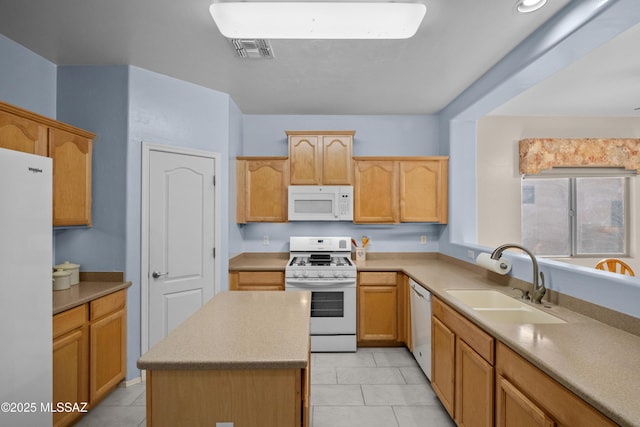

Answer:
[137,291,311,427]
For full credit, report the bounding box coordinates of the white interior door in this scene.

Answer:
[147,149,216,348]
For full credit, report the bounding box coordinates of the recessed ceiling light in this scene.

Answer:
[515,0,548,14]
[209,2,427,39]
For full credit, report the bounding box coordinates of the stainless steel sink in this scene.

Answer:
[445,289,566,324]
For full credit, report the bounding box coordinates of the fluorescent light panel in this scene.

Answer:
[209,2,427,39]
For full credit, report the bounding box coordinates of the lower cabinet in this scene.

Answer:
[431,296,617,427]
[357,272,406,345]
[229,271,285,291]
[52,305,89,427]
[145,351,311,427]
[495,341,616,427]
[431,296,495,427]
[52,290,127,427]
[89,290,127,404]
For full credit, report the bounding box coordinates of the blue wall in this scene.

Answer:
[55,65,129,272]
[0,34,56,117]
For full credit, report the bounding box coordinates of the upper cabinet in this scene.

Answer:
[399,159,448,223]
[353,157,448,224]
[0,108,48,155]
[287,130,354,185]
[49,128,93,227]
[0,101,96,227]
[236,157,289,223]
[353,159,399,223]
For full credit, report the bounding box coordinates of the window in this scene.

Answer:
[522,175,629,257]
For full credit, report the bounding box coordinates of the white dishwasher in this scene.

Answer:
[409,279,431,380]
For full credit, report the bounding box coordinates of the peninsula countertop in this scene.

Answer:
[137,291,311,371]
[229,251,640,427]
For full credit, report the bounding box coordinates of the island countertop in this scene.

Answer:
[137,291,311,371]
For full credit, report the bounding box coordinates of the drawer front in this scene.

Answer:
[358,272,397,286]
[53,304,87,339]
[237,271,284,285]
[90,289,126,321]
[433,297,494,364]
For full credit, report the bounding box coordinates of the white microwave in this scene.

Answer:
[288,186,353,221]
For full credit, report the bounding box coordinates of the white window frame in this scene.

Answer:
[521,168,632,258]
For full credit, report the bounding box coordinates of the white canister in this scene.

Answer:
[54,260,80,285]
[52,269,72,291]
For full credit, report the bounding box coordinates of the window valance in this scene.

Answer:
[519,138,640,175]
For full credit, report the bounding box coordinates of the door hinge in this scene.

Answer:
[213,175,216,186]
[213,247,216,258]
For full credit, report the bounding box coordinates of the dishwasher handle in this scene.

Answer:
[410,281,431,301]
[411,285,426,299]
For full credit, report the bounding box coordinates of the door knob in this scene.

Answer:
[152,271,169,279]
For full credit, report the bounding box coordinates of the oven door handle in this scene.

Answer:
[286,279,356,287]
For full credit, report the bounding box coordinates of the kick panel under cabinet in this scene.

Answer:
[0,101,95,226]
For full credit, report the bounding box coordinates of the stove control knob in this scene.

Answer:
[318,271,325,278]
[302,271,309,278]
[293,271,300,278]
[342,272,349,278]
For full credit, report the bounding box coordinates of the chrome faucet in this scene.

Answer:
[490,243,546,304]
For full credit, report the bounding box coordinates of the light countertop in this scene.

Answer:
[229,251,640,427]
[137,291,311,371]
[53,272,131,315]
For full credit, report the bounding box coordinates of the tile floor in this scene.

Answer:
[77,347,455,426]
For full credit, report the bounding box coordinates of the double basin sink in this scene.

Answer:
[446,289,565,324]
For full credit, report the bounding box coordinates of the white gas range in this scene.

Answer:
[285,237,357,352]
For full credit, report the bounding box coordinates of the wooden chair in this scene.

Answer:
[595,258,635,276]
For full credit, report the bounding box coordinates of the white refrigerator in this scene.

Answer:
[0,148,52,426]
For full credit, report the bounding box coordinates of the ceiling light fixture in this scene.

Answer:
[209,2,427,39]
[515,0,548,14]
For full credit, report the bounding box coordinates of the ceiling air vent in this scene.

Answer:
[230,39,274,59]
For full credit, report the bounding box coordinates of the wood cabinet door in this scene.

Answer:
[455,338,494,427]
[431,315,455,418]
[230,271,285,291]
[354,160,398,223]
[53,327,89,427]
[358,285,398,342]
[0,109,48,156]
[289,135,322,184]
[245,159,289,222]
[90,308,126,404]
[322,135,352,184]
[48,127,93,226]
[496,375,556,427]
[496,342,616,427]
[400,159,448,223]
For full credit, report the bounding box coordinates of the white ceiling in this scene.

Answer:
[491,21,640,117]
[0,0,601,115]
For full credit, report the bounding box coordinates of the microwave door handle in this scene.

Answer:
[334,192,339,218]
